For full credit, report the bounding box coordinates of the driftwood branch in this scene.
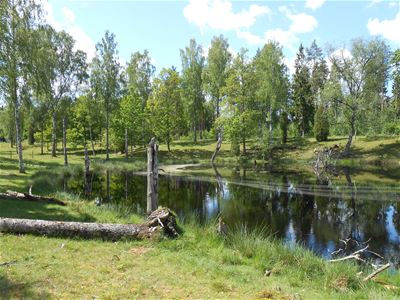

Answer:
[0,190,66,206]
[211,133,222,164]
[0,207,178,241]
[328,245,369,263]
[363,263,390,281]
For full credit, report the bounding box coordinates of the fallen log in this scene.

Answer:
[0,207,178,240]
[0,190,66,206]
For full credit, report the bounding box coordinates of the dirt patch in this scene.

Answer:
[129,247,153,256]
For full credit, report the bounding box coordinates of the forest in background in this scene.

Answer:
[1,0,400,174]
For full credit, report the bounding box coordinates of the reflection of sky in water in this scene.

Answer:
[386,206,400,244]
[285,221,296,248]
[204,193,219,218]
[45,168,400,263]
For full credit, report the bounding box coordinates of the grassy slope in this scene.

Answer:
[1,198,399,299]
[1,137,400,298]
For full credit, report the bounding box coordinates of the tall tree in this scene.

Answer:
[0,0,42,173]
[329,38,390,155]
[124,50,155,146]
[306,40,329,103]
[292,44,313,137]
[180,39,205,143]
[253,42,289,145]
[126,50,155,108]
[203,35,231,122]
[147,67,185,151]
[221,49,256,154]
[47,30,87,159]
[90,31,121,160]
[393,49,400,119]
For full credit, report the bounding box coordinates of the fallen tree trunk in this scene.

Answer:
[0,207,178,241]
[0,190,66,206]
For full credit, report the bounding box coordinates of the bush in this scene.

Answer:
[314,105,329,142]
[279,111,288,144]
[383,122,400,135]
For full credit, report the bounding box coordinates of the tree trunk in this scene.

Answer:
[147,137,158,213]
[0,190,66,206]
[63,116,68,166]
[125,128,128,160]
[52,111,57,157]
[211,133,222,164]
[13,78,24,173]
[106,170,110,202]
[28,123,35,145]
[89,126,96,156]
[343,109,356,156]
[193,123,197,143]
[84,145,91,196]
[40,122,44,155]
[167,132,170,152]
[106,108,109,160]
[0,208,178,241]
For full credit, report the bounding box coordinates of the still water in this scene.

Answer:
[29,165,400,264]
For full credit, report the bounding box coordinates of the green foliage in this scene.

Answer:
[314,105,329,142]
[292,44,314,137]
[279,111,289,144]
[253,42,289,136]
[180,39,205,142]
[147,67,185,150]
[203,35,231,120]
[383,122,400,135]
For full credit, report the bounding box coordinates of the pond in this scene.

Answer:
[28,164,400,265]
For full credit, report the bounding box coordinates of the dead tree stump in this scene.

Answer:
[147,137,158,213]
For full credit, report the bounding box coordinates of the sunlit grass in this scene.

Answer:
[2,198,398,299]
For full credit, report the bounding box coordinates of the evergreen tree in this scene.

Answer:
[314,105,329,141]
[292,44,313,137]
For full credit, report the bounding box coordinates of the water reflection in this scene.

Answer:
[31,166,400,264]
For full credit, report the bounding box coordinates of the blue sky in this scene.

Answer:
[45,0,400,74]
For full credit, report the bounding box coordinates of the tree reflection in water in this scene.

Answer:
[31,165,400,264]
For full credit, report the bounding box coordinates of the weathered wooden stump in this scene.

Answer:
[147,137,158,213]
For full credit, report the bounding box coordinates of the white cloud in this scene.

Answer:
[367,0,384,8]
[305,0,326,10]
[264,7,318,49]
[367,12,400,44]
[327,48,352,70]
[236,30,264,45]
[61,7,75,24]
[287,12,318,33]
[42,2,96,60]
[388,1,398,8]
[264,29,297,48]
[283,56,296,75]
[183,0,270,31]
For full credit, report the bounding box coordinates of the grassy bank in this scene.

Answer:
[1,138,400,298]
[1,197,399,299]
[1,135,400,191]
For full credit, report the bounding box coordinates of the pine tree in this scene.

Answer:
[292,44,313,137]
[314,105,329,142]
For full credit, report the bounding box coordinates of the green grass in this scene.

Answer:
[1,198,399,299]
[1,138,400,298]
